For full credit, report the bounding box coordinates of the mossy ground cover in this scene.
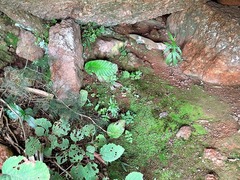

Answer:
[102,74,226,180]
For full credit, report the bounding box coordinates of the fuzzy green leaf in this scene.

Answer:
[52,119,71,137]
[25,137,41,156]
[79,89,88,107]
[107,120,125,138]
[68,144,85,163]
[43,146,53,157]
[50,170,64,180]
[56,151,68,165]
[70,129,84,143]
[1,156,50,179]
[6,103,25,120]
[48,135,58,149]
[100,143,125,162]
[70,162,99,180]
[86,145,96,160]
[125,172,144,180]
[35,118,52,136]
[24,115,36,128]
[84,60,118,82]
[82,124,96,137]
[86,145,96,153]
[55,138,69,150]
[94,134,107,148]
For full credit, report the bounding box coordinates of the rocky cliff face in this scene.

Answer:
[0,0,192,26]
[168,1,240,85]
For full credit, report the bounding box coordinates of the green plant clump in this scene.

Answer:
[4,32,18,49]
[164,32,182,66]
[82,22,105,48]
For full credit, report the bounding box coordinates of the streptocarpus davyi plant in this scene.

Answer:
[164,32,182,66]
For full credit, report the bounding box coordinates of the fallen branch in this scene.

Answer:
[54,160,73,179]
[25,87,54,99]
[94,152,106,165]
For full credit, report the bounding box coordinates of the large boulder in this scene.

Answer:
[168,2,240,85]
[48,19,84,100]
[0,0,192,26]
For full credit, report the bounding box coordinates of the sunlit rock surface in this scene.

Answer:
[168,2,240,85]
[48,19,84,100]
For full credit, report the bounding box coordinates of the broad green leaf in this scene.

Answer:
[68,144,85,163]
[107,120,125,138]
[43,146,53,157]
[24,108,34,116]
[86,145,95,153]
[70,129,84,143]
[56,151,68,165]
[94,134,107,148]
[6,103,25,120]
[70,162,99,180]
[48,135,58,149]
[1,156,50,180]
[35,118,52,136]
[79,89,88,107]
[55,138,69,150]
[24,115,36,128]
[100,143,125,162]
[125,172,144,180]
[84,60,118,82]
[52,119,71,137]
[50,170,65,180]
[25,137,41,156]
[82,124,96,137]
[86,145,95,160]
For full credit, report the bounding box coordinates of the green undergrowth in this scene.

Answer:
[107,75,210,179]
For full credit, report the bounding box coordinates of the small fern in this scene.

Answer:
[84,60,118,83]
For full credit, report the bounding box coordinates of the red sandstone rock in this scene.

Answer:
[16,30,44,61]
[217,0,240,6]
[168,2,240,85]
[203,148,227,166]
[208,119,239,139]
[48,19,84,100]
[0,0,192,26]
[0,144,13,169]
[205,173,218,180]
[176,126,192,140]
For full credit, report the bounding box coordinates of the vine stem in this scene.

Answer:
[0,98,26,141]
[53,160,73,179]
[57,98,107,133]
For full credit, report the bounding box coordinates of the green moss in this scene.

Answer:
[107,74,211,179]
[87,71,236,179]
